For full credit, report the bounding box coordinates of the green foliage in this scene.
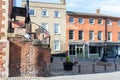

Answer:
[65,56,72,63]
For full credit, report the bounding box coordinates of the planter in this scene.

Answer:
[63,62,73,71]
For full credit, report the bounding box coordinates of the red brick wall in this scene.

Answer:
[0,42,6,72]
[0,0,9,79]
[66,14,120,50]
[9,38,50,77]
[0,1,5,37]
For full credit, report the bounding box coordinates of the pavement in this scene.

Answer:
[6,57,120,80]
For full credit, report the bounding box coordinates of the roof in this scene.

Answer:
[67,11,120,19]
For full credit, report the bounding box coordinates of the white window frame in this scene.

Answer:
[69,30,74,40]
[108,32,112,41]
[118,32,120,41]
[69,17,74,23]
[98,18,103,24]
[54,23,60,34]
[41,23,48,30]
[107,19,112,25]
[29,9,35,16]
[89,18,94,24]
[118,20,120,26]
[54,40,60,51]
[89,31,94,40]
[42,9,48,17]
[78,30,84,40]
[98,31,102,40]
[78,17,84,24]
[54,11,60,18]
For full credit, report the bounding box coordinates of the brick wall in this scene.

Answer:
[0,40,9,79]
[9,38,50,77]
[0,0,9,79]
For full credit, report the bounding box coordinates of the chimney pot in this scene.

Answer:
[96,9,100,14]
[60,0,66,5]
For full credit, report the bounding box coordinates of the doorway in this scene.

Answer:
[76,46,83,58]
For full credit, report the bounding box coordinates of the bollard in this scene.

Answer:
[61,57,63,61]
[78,65,81,73]
[104,65,107,71]
[115,63,117,71]
[114,59,116,64]
[92,64,95,72]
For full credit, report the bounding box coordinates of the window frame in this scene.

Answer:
[98,18,103,24]
[41,23,48,31]
[29,9,35,16]
[54,23,60,34]
[42,9,48,17]
[69,30,74,40]
[108,32,112,41]
[98,31,102,40]
[69,17,74,23]
[89,31,94,40]
[118,20,120,26]
[107,19,112,25]
[54,40,60,51]
[54,11,60,18]
[118,32,120,41]
[78,17,84,24]
[78,30,83,40]
[89,18,94,24]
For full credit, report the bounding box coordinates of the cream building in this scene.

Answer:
[22,0,66,54]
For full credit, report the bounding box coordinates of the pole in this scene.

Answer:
[26,0,32,39]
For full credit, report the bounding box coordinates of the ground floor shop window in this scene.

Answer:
[90,46,97,54]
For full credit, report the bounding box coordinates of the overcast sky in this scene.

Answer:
[16,0,120,17]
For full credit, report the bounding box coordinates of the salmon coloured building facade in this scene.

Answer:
[66,10,120,58]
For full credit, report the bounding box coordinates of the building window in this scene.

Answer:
[69,45,75,55]
[41,23,48,30]
[69,17,74,23]
[89,18,94,24]
[78,18,84,24]
[118,20,120,26]
[107,19,112,25]
[118,32,120,40]
[42,9,48,17]
[98,18,102,24]
[90,47,97,54]
[54,40,60,51]
[54,11,60,17]
[54,24,60,34]
[89,31,94,40]
[29,9,35,16]
[78,30,83,40]
[98,31,102,40]
[69,30,74,40]
[108,32,112,41]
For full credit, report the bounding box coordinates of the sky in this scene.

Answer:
[15,0,120,17]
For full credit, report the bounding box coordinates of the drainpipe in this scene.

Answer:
[104,17,107,42]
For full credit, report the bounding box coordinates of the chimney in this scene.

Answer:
[96,9,100,14]
[60,0,66,5]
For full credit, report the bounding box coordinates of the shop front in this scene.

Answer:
[68,41,120,59]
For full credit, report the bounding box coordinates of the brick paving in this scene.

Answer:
[5,57,120,80]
